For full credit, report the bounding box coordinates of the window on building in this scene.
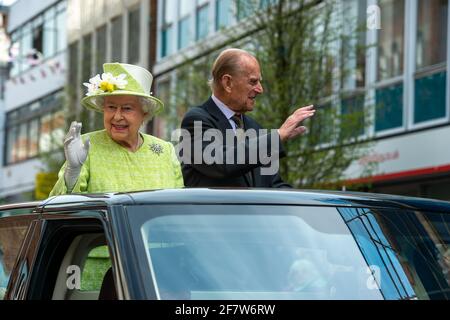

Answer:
[56,2,67,53]
[375,0,405,133]
[157,79,171,105]
[8,0,67,78]
[128,6,140,64]
[5,126,18,164]
[111,16,123,62]
[339,1,367,137]
[20,23,33,73]
[161,0,176,58]
[175,69,189,115]
[312,103,334,145]
[178,17,191,49]
[39,113,52,154]
[341,93,365,137]
[161,27,173,58]
[216,0,231,30]
[43,7,56,58]
[416,0,448,69]
[4,91,65,165]
[10,31,21,77]
[28,118,39,158]
[375,83,403,132]
[17,122,28,162]
[196,1,209,41]
[81,34,92,83]
[377,0,405,81]
[180,0,192,19]
[414,71,447,124]
[414,0,448,124]
[68,41,79,107]
[178,1,192,50]
[355,0,367,88]
[96,25,107,73]
[157,79,175,139]
[341,0,367,90]
[31,15,44,56]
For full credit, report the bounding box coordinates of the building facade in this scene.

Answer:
[0,0,157,203]
[152,0,450,200]
[0,0,67,203]
[1,0,449,202]
[343,0,450,199]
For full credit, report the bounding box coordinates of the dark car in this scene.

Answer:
[0,188,449,300]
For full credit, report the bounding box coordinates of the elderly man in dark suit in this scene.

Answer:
[180,48,315,188]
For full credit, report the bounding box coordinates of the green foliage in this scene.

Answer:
[238,0,376,189]
[157,49,217,140]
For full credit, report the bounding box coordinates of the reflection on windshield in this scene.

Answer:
[339,207,450,300]
[136,206,383,300]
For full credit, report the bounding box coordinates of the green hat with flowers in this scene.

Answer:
[81,63,164,119]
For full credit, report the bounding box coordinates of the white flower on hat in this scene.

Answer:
[83,73,128,96]
[83,74,102,96]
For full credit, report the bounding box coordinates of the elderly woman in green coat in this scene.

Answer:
[50,63,183,195]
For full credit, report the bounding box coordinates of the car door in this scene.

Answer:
[0,203,40,300]
[18,206,124,300]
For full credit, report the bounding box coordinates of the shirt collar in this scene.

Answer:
[211,95,238,120]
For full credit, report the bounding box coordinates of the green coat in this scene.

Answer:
[49,130,184,196]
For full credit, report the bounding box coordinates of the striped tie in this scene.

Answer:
[232,115,244,129]
[232,115,245,140]
[231,115,254,187]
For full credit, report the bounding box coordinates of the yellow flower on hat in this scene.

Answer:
[83,72,128,96]
[100,81,115,92]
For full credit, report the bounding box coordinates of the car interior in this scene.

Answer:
[51,233,114,300]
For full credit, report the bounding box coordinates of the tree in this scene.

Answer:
[239,0,376,189]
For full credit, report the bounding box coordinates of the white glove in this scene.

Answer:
[63,121,90,192]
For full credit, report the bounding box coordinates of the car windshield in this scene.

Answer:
[126,205,383,300]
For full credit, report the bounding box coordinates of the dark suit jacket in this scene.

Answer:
[180,97,292,188]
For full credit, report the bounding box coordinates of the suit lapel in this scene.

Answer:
[203,97,233,132]
[204,98,260,187]
[204,98,251,186]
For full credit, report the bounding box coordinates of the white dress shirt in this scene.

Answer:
[211,95,242,133]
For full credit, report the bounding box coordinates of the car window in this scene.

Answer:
[0,214,35,299]
[339,207,450,300]
[126,205,384,300]
[81,245,111,291]
[22,215,110,300]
